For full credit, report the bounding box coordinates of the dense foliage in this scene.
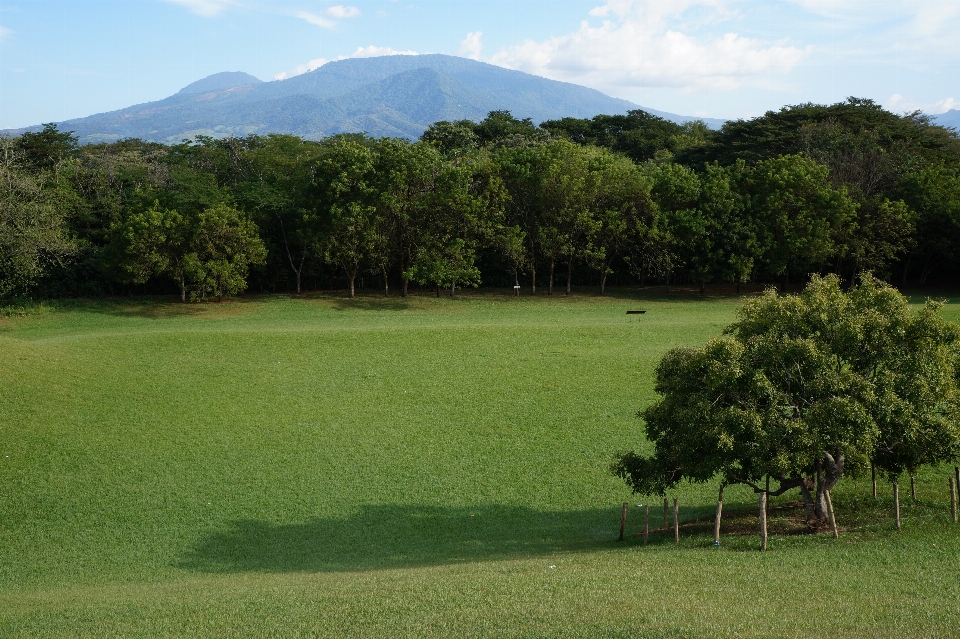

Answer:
[612,274,960,528]
[1,98,958,301]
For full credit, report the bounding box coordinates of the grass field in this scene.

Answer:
[1,288,959,638]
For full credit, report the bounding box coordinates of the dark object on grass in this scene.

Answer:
[626,310,647,314]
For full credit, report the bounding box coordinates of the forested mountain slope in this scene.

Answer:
[2,55,725,144]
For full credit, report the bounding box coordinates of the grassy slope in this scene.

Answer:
[0,290,958,638]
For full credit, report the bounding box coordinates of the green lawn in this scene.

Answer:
[1,289,958,638]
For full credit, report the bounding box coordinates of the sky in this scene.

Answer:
[0,0,958,130]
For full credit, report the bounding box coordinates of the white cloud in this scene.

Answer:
[274,46,417,80]
[885,94,958,115]
[160,0,234,17]
[487,1,807,95]
[0,24,13,42]
[274,58,329,80]
[326,5,361,19]
[789,0,960,57]
[348,45,417,58]
[295,11,335,28]
[458,31,483,60]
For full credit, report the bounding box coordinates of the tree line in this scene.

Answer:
[2,98,959,301]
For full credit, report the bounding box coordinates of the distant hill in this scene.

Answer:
[935,109,960,131]
[2,54,726,144]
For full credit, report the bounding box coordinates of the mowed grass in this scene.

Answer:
[1,288,959,638]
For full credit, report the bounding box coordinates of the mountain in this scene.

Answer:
[3,54,727,144]
[935,109,960,131]
[176,71,262,95]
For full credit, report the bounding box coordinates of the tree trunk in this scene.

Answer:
[382,267,389,296]
[179,276,186,303]
[450,280,456,297]
[802,453,844,529]
[714,485,724,545]
[901,254,912,287]
[276,215,304,294]
[349,274,355,298]
[548,257,554,295]
[514,268,520,296]
[566,258,573,295]
[700,280,705,294]
[600,271,607,295]
[919,255,935,286]
[531,265,536,295]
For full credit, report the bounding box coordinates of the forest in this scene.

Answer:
[2,97,959,302]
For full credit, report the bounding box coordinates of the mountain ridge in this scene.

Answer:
[3,54,727,143]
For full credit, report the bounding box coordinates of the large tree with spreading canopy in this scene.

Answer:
[612,274,960,528]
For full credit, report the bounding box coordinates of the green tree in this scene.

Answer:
[537,141,593,295]
[187,204,267,301]
[612,274,960,528]
[542,110,694,163]
[583,150,653,294]
[317,139,377,298]
[420,120,480,158]
[407,237,481,296]
[0,138,76,297]
[897,164,960,285]
[747,154,856,286]
[643,162,704,288]
[699,161,761,292]
[15,123,78,173]
[112,203,192,302]
[473,110,548,148]
[371,139,448,297]
[493,144,549,293]
[238,135,327,294]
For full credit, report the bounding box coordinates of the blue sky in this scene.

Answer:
[1,0,958,129]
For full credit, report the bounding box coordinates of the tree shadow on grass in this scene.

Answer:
[179,504,639,574]
[324,295,420,313]
[51,296,264,320]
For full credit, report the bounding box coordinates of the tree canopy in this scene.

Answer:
[3,98,960,302]
[612,274,960,528]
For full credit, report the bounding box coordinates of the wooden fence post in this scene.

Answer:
[663,498,668,530]
[893,482,901,530]
[714,485,724,546]
[759,492,768,551]
[910,474,917,500]
[644,504,649,545]
[618,502,628,542]
[826,490,839,539]
[950,478,957,524]
[673,498,679,543]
